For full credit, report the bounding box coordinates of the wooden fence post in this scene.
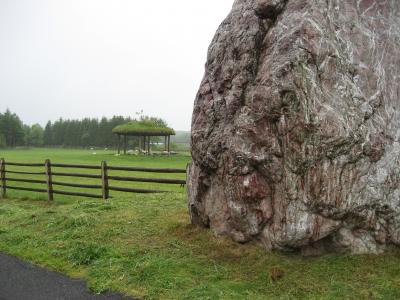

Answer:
[45,159,53,201]
[0,158,6,198]
[101,161,109,200]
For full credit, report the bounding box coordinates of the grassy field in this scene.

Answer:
[0,148,399,299]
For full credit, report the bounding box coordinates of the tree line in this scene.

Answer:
[43,116,135,147]
[0,109,161,148]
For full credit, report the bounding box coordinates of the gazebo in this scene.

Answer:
[112,121,175,155]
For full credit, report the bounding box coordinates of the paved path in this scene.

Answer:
[0,253,135,300]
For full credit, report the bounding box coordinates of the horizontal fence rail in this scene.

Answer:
[6,162,45,167]
[107,175,186,185]
[6,178,47,185]
[52,181,102,189]
[0,158,187,201]
[108,186,166,194]
[6,170,46,175]
[52,163,101,170]
[6,186,48,193]
[52,172,103,179]
[107,166,187,173]
[52,190,103,199]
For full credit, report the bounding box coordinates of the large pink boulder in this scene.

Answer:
[188,0,400,254]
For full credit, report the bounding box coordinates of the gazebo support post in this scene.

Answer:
[123,135,127,155]
[138,136,142,152]
[147,136,150,155]
[167,135,170,154]
[117,135,121,155]
[165,136,167,152]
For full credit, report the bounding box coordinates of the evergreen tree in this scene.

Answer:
[43,121,53,146]
[0,134,6,148]
[29,124,44,146]
[0,109,24,147]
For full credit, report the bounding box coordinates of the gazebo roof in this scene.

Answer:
[112,121,175,136]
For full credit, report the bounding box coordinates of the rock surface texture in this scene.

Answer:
[188,0,400,255]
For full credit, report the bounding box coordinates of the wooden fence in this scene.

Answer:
[0,158,186,200]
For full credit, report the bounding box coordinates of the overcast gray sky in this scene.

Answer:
[0,0,233,130]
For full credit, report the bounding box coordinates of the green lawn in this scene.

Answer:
[0,148,399,299]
